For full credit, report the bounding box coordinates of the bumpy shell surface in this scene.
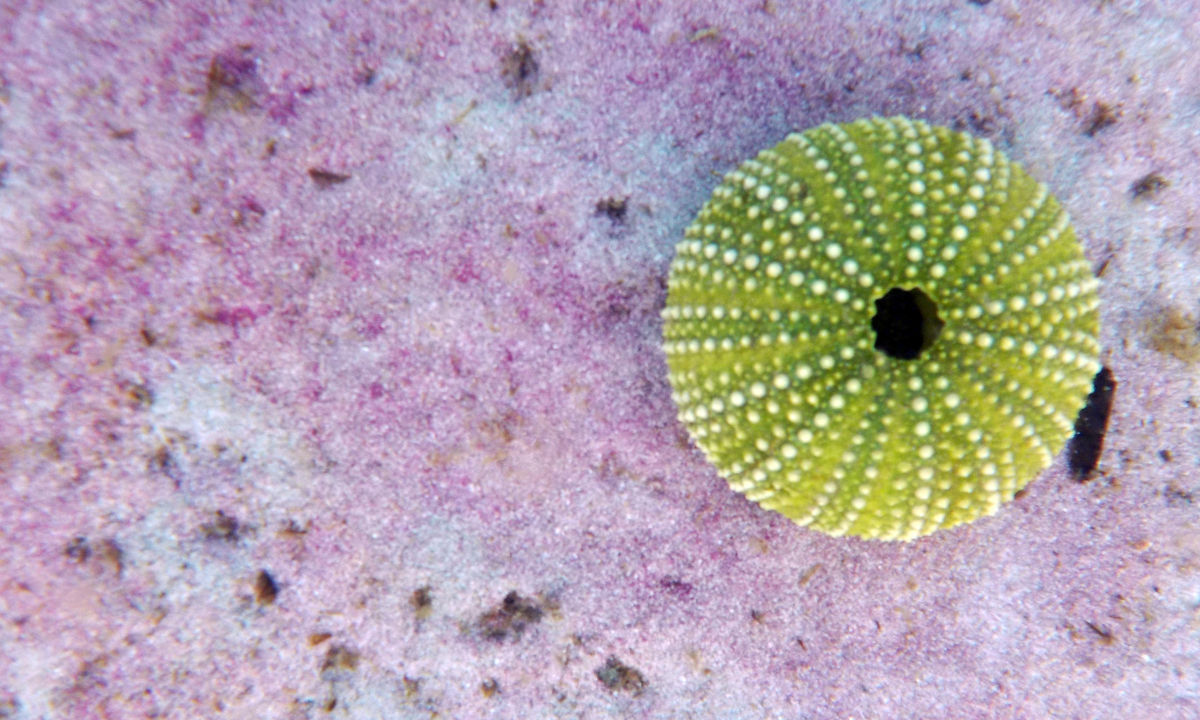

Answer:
[662,116,1101,540]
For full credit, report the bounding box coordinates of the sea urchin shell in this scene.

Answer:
[662,116,1101,540]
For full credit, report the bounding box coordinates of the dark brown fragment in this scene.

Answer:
[254,570,278,605]
[308,168,351,188]
[476,590,544,642]
[1068,366,1116,480]
[411,586,433,619]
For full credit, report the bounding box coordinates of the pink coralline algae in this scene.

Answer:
[0,2,1197,719]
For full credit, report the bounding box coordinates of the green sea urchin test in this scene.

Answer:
[662,116,1101,540]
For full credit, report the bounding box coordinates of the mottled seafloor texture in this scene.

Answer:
[1,1,1198,718]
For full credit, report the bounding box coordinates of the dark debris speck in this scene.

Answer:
[1165,484,1194,507]
[1130,172,1169,199]
[961,110,1000,136]
[501,41,539,99]
[65,536,91,563]
[658,576,693,601]
[595,196,629,223]
[476,590,544,642]
[68,538,123,576]
[1084,621,1116,645]
[123,381,154,408]
[308,167,352,188]
[1083,102,1119,136]
[201,510,241,542]
[595,656,647,696]
[149,445,180,484]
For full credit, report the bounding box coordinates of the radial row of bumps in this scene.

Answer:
[662,116,1101,540]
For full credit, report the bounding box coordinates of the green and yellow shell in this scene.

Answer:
[662,116,1101,540]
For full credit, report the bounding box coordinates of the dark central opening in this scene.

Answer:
[871,287,944,360]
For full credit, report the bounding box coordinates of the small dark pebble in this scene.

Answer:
[254,570,278,605]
